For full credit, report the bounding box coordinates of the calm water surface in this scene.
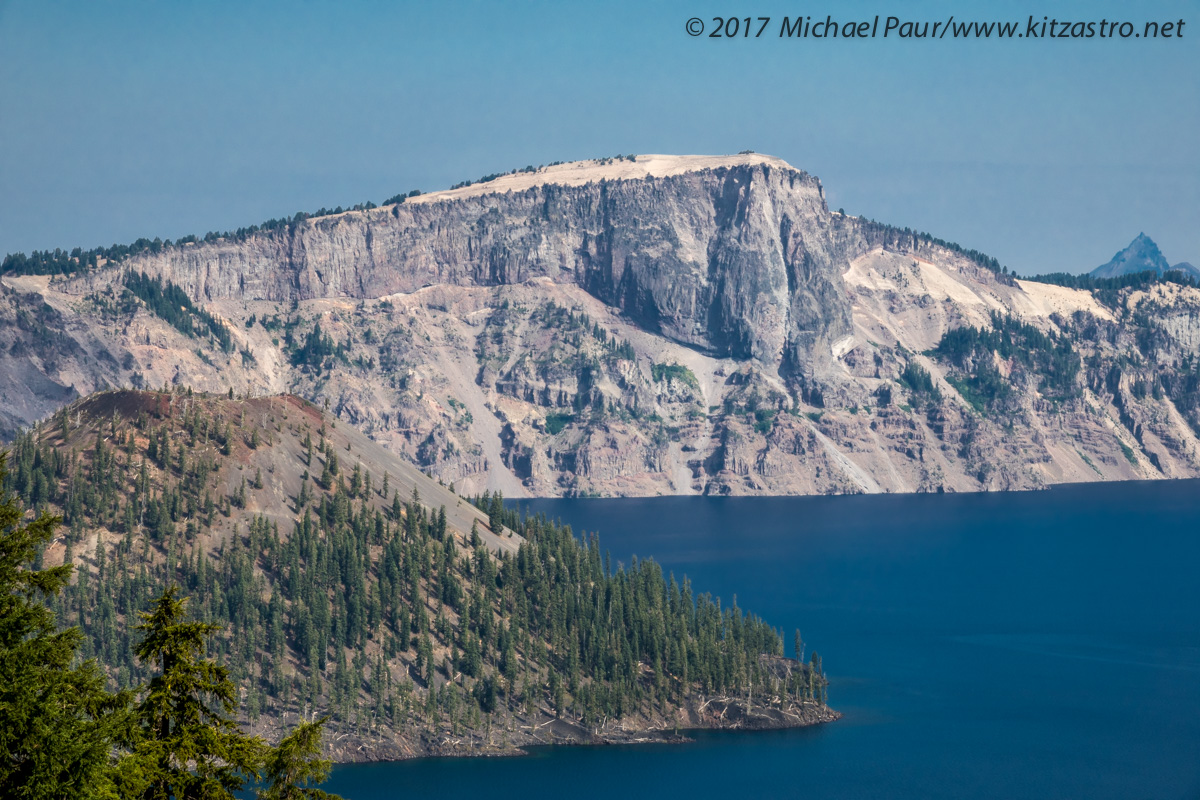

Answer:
[327,481,1200,799]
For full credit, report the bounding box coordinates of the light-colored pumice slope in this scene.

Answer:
[407,153,790,204]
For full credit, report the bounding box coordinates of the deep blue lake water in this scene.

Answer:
[326,480,1200,799]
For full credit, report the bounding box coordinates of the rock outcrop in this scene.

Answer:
[110,154,853,381]
[3,154,1200,496]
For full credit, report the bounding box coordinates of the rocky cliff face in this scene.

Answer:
[3,154,1200,496]
[110,155,852,380]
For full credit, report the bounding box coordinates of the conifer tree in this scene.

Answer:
[257,717,341,800]
[130,586,266,798]
[0,453,129,799]
[487,491,504,533]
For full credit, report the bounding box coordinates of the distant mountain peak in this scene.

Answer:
[1171,261,1200,280]
[1091,234,1172,279]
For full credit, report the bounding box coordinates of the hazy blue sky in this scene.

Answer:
[1,0,1196,274]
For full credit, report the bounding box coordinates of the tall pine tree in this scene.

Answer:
[0,452,129,799]
[130,586,266,798]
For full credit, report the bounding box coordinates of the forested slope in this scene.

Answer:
[4,388,834,760]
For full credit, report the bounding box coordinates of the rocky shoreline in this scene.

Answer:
[311,697,841,764]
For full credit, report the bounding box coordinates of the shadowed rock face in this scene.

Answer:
[120,161,854,378]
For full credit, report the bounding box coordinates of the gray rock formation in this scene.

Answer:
[3,154,1200,497]
[114,156,853,382]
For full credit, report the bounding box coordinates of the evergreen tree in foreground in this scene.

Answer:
[130,586,266,798]
[0,451,129,799]
[258,718,339,800]
[0,452,342,800]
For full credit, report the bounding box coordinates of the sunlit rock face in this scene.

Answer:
[5,154,1200,497]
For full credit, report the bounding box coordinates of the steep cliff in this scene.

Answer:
[105,154,853,381]
[3,154,1199,496]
